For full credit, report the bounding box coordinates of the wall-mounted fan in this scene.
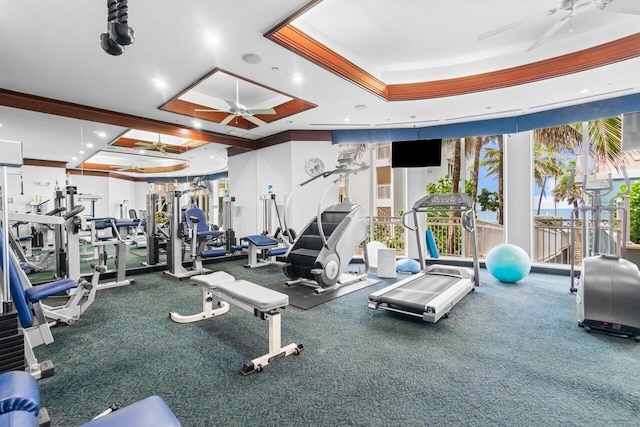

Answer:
[195,79,276,126]
[478,0,640,51]
[134,134,168,153]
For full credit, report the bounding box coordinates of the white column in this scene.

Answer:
[405,167,427,259]
[504,131,534,256]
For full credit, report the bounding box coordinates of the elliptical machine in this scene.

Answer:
[568,165,640,341]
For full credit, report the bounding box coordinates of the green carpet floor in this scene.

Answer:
[32,259,640,426]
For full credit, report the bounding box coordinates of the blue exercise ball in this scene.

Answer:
[485,244,531,283]
[396,258,421,274]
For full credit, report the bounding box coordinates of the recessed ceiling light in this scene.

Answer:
[206,34,220,46]
[354,104,368,110]
[242,53,264,64]
[71,156,78,161]
[0,123,3,127]
[152,77,167,89]
[79,150,85,154]
[580,88,589,94]
[86,143,94,147]
[292,73,303,83]
[344,117,350,122]
[192,120,202,128]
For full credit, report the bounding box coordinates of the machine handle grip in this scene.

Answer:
[402,211,417,231]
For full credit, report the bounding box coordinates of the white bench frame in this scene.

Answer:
[169,271,303,375]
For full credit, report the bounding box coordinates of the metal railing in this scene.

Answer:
[366,216,503,258]
[367,213,624,266]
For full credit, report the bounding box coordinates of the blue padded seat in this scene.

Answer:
[241,235,279,247]
[78,396,181,427]
[0,371,40,416]
[184,208,224,238]
[16,236,33,242]
[0,410,39,427]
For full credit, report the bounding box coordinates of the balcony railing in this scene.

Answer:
[366,214,623,266]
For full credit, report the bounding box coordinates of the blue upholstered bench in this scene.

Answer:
[0,370,181,427]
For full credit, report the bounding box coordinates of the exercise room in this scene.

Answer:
[2,1,640,426]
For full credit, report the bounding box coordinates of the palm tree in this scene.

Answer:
[534,116,626,173]
[533,142,565,215]
[479,136,504,224]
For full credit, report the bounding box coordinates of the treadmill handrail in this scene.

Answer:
[402,210,417,231]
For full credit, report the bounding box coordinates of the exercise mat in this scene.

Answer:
[269,275,381,309]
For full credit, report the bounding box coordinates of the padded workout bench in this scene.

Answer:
[0,370,180,427]
[241,234,288,268]
[170,271,303,375]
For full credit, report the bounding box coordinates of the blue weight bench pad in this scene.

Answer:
[241,235,279,247]
[201,248,226,258]
[0,371,40,416]
[78,396,181,427]
[0,410,39,427]
[267,247,288,257]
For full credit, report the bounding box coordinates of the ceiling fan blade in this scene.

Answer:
[224,98,240,110]
[194,108,227,112]
[220,114,235,125]
[478,9,556,41]
[526,14,571,52]
[134,141,154,147]
[245,114,268,127]
[248,108,276,115]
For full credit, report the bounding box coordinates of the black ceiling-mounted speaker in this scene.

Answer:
[100,32,125,56]
[108,0,134,45]
[100,0,134,56]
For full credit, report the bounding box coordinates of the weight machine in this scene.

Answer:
[163,191,223,280]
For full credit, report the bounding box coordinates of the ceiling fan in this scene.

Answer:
[195,79,277,126]
[110,164,146,173]
[134,134,169,153]
[478,0,640,52]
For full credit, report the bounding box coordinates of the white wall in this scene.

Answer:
[5,165,150,223]
[4,165,66,214]
[228,140,338,239]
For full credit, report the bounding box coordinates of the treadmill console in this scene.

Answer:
[414,193,474,209]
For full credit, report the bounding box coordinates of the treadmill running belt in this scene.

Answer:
[377,274,459,312]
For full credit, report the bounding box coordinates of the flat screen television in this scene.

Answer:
[391,139,442,168]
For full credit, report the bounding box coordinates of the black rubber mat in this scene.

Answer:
[268,276,381,309]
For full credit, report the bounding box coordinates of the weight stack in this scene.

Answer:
[0,311,25,374]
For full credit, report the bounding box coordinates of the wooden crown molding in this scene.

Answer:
[266,1,640,101]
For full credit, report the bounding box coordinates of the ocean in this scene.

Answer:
[476,207,574,223]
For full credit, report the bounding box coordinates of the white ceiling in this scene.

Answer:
[1,0,639,178]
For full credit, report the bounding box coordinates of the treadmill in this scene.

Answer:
[368,193,480,323]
